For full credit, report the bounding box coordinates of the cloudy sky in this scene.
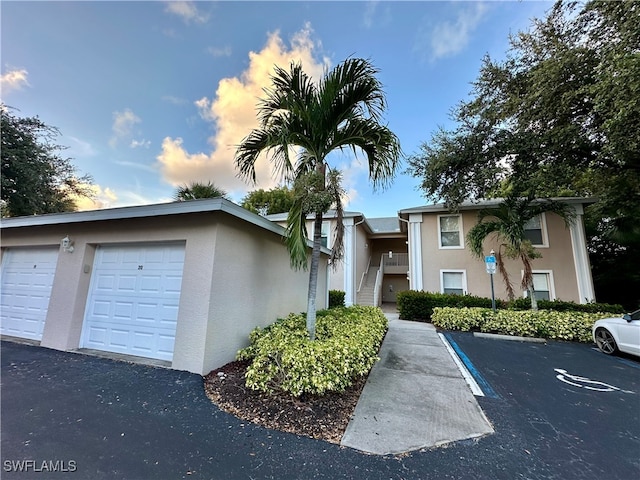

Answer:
[1,0,552,217]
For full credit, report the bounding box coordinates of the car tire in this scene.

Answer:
[595,328,618,355]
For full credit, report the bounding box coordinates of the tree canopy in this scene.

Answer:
[407,0,640,308]
[240,186,295,215]
[407,1,638,224]
[1,105,93,217]
[173,181,227,201]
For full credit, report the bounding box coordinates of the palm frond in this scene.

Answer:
[325,168,345,266]
[329,118,401,190]
[285,197,309,271]
[466,220,502,258]
[174,181,226,201]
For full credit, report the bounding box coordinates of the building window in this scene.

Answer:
[321,221,330,248]
[524,271,554,301]
[438,215,463,248]
[441,270,466,295]
[524,214,546,246]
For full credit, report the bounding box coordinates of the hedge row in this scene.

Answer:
[396,290,624,321]
[236,306,387,397]
[431,307,622,343]
[328,290,346,308]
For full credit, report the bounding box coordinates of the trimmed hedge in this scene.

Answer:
[397,290,625,321]
[507,297,624,314]
[431,307,622,343]
[328,290,346,308]
[397,291,499,321]
[236,306,387,397]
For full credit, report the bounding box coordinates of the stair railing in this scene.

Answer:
[357,256,371,293]
[373,254,385,307]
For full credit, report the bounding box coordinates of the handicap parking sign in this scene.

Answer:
[485,255,496,274]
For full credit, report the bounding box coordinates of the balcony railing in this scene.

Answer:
[383,252,408,267]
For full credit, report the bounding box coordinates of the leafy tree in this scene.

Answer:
[235,58,401,339]
[466,196,575,310]
[241,186,295,215]
[407,0,638,223]
[1,105,93,216]
[174,181,227,201]
[407,0,640,308]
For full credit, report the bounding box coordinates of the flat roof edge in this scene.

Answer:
[1,198,330,255]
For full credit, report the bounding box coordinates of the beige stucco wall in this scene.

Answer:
[1,209,328,375]
[200,214,327,374]
[417,210,581,302]
[371,238,407,266]
[382,275,410,302]
[354,222,370,296]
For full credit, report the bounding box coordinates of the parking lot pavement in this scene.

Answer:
[445,332,640,480]
[2,335,639,480]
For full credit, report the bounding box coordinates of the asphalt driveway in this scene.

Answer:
[2,337,639,480]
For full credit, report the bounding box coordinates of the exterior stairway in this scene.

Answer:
[357,267,379,306]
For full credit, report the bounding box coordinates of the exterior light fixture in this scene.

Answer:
[61,235,74,253]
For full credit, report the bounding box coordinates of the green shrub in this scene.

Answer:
[328,290,346,308]
[397,290,625,322]
[431,307,621,343]
[507,298,625,314]
[397,290,502,321]
[236,306,387,397]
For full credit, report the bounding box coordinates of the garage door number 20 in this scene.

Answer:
[137,265,143,270]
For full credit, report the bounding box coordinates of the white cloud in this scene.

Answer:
[419,2,488,61]
[162,95,188,106]
[157,24,331,198]
[68,136,97,157]
[72,184,119,211]
[130,139,151,149]
[164,1,209,24]
[363,1,379,29]
[110,108,141,147]
[207,46,232,58]
[363,1,391,29]
[1,68,29,94]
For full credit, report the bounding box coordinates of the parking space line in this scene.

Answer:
[441,333,500,399]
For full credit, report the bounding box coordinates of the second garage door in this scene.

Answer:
[81,243,185,361]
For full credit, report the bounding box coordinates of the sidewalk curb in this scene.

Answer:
[473,332,546,343]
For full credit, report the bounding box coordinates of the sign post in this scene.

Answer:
[485,250,497,312]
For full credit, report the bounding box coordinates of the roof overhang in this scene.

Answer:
[0,198,331,255]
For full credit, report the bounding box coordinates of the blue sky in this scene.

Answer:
[1,1,552,218]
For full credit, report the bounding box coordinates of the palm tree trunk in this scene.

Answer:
[496,248,515,301]
[306,211,324,340]
[520,252,538,311]
[527,282,539,311]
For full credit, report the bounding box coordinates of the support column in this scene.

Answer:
[343,217,355,306]
[569,205,595,303]
[408,213,423,291]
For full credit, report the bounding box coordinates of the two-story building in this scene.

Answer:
[269,197,595,307]
[0,197,594,374]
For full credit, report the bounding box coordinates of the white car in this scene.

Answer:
[593,309,640,357]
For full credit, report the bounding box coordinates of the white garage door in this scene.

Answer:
[0,247,59,340]
[81,243,185,361]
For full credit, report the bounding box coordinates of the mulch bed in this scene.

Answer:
[203,359,366,444]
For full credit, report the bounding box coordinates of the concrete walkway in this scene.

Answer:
[341,312,494,455]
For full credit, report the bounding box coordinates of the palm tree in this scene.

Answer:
[466,196,575,310]
[174,181,227,201]
[235,58,401,339]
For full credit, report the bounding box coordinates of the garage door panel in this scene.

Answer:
[81,243,184,361]
[1,247,58,341]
